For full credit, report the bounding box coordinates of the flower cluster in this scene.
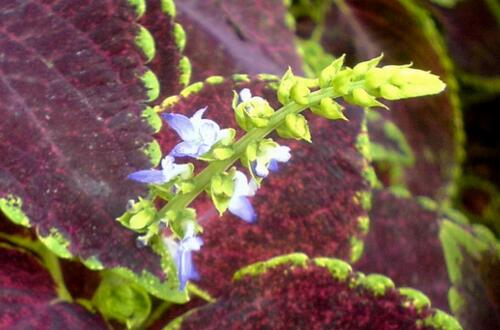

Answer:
[121,54,445,291]
[126,96,291,290]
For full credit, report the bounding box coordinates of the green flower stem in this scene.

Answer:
[0,233,72,302]
[158,81,364,218]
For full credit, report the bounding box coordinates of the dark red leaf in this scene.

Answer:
[0,1,163,278]
[321,0,462,199]
[170,255,458,329]
[156,77,372,297]
[421,0,500,78]
[355,190,450,311]
[440,220,500,329]
[176,0,303,81]
[0,245,106,329]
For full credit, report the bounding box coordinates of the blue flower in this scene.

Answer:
[163,107,231,158]
[254,145,291,178]
[128,155,191,184]
[164,223,203,291]
[228,171,258,223]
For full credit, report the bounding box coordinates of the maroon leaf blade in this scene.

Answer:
[440,220,500,329]
[176,0,303,81]
[0,245,106,329]
[321,0,462,199]
[168,254,460,329]
[355,190,451,311]
[0,0,164,280]
[421,0,500,79]
[156,76,372,297]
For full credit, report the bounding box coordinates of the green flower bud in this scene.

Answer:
[276,113,311,142]
[379,83,404,100]
[210,171,235,215]
[129,208,156,230]
[347,88,388,109]
[290,80,310,105]
[211,147,235,160]
[311,97,347,120]
[332,68,353,95]
[352,54,384,79]
[235,97,275,131]
[365,67,392,89]
[360,64,447,101]
[277,67,296,105]
[389,68,446,98]
[319,54,346,88]
[117,198,157,232]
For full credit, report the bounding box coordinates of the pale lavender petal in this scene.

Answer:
[182,236,203,251]
[171,141,200,158]
[239,88,252,102]
[254,160,270,177]
[178,250,191,290]
[190,107,208,125]
[160,155,175,170]
[273,146,291,162]
[127,169,166,184]
[228,196,257,223]
[163,113,196,141]
[199,120,220,144]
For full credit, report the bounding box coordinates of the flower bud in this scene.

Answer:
[319,54,346,88]
[277,68,296,105]
[235,97,274,131]
[365,67,392,89]
[332,68,353,95]
[311,97,347,120]
[290,80,310,105]
[348,88,388,109]
[276,113,311,142]
[352,54,384,78]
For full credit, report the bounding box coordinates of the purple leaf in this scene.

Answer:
[422,0,500,78]
[169,255,459,329]
[0,0,163,279]
[355,190,450,311]
[176,0,303,81]
[0,245,106,329]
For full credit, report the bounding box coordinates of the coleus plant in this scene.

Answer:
[0,0,498,329]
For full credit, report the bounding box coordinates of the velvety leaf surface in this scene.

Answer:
[140,0,185,101]
[440,221,500,329]
[355,190,450,311]
[171,255,455,330]
[156,77,371,297]
[421,0,500,78]
[0,1,163,276]
[176,0,303,81]
[321,0,462,199]
[0,245,106,329]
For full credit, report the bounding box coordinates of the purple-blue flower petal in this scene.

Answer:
[162,113,196,141]
[171,141,201,158]
[268,159,279,172]
[127,169,166,184]
[228,196,257,223]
